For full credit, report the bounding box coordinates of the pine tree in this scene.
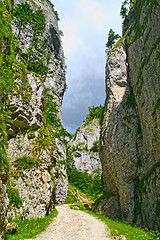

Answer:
[105,29,120,55]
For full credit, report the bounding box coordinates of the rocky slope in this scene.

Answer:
[97,0,160,230]
[0,0,68,234]
[69,117,102,174]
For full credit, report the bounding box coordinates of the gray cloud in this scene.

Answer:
[53,0,122,133]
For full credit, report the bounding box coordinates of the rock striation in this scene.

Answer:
[98,0,160,230]
[69,118,102,174]
[0,0,68,224]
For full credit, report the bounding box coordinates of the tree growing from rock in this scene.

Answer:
[105,29,120,55]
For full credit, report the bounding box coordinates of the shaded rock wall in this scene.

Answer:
[98,44,142,221]
[99,0,160,230]
[125,0,160,229]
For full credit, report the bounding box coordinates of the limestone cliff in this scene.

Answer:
[0,180,9,240]
[0,0,68,228]
[69,116,102,175]
[98,0,160,230]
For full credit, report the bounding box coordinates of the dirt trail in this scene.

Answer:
[29,204,112,240]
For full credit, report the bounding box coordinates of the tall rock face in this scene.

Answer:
[0,0,68,224]
[69,118,101,174]
[0,180,9,240]
[99,0,160,230]
[125,0,160,229]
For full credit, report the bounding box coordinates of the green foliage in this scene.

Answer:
[59,30,64,37]
[14,155,38,170]
[0,0,16,177]
[120,0,130,20]
[0,1,33,179]
[66,184,80,203]
[87,211,160,240]
[12,2,33,32]
[70,143,88,153]
[54,10,60,21]
[6,182,22,209]
[27,129,35,139]
[105,29,121,55]
[84,105,104,126]
[0,110,12,178]
[73,127,80,140]
[90,140,99,152]
[43,88,72,143]
[66,184,97,205]
[13,2,50,76]
[68,168,102,198]
[5,208,58,239]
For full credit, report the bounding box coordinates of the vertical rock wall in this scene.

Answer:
[98,44,142,222]
[0,180,9,239]
[125,0,160,229]
[0,0,68,222]
[98,0,160,230]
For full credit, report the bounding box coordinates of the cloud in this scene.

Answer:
[81,0,106,29]
[60,18,82,56]
[52,0,122,133]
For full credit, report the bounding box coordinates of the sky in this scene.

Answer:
[52,0,123,134]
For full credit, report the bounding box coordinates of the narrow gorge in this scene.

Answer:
[0,0,160,239]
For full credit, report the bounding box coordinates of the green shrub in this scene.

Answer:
[6,183,22,209]
[68,168,102,198]
[90,140,99,152]
[84,105,104,126]
[14,155,38,170]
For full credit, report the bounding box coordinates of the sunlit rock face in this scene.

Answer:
[9,0,66,136]
[3,0,68,220]
[98,0,160,230]
[69,119,102,174]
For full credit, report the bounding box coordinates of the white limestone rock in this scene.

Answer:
[69,118,102,174]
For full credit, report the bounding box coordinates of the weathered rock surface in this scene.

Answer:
[0,179,9,239]
[3,0,68,220]
[125,0,160,229]
[69,118,101,174]
[98,0,160,230]
[9,0,66,136]
[7,134,68,219]
[98,44,141,222]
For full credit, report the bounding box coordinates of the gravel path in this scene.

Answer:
[29,204,112,240]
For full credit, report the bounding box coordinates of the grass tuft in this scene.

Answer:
[5,208,58,240]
